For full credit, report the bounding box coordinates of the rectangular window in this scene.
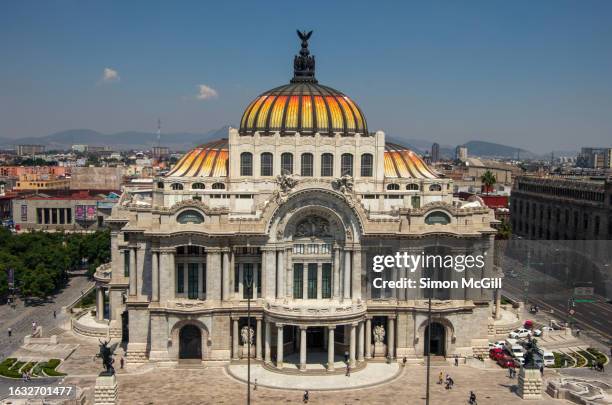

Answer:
[36,208,42,224]
[243,263,253,299]
[301,153,313,176]
[59,209,65,224]
[202,263,207,294]
[293,263,303,299]
[321,154,333,177]
[321,244,331,254]
[234,264,240,293]
[307,263,317,299]
[281,153,293,174]
[360,154,373,177]
[322,263,332,298]
[187,263,199,299]
[293,244,304,254]
[411,196,421,209]
[341,153,353,176]
[261,153,273,176]
[307,244,318,254]
[177,263,184,294]
[123,250,130,277]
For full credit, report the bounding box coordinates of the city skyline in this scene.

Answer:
[1,1,612,153]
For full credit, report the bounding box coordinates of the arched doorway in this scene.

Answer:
[424,322,446,356]
[179,324,202,359]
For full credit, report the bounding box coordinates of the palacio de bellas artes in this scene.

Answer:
[93,31,499,372]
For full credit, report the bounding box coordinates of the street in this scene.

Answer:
[0,273,93,359]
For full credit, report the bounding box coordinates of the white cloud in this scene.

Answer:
[102,67,120,83]
[196,84,218,100]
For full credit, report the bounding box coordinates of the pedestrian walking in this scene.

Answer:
[303,390,309,403]
[402,357,407,367]
[53,310,57,319]
[254,378,258,391]
[540,365,544,377]
[345,364,350,377]
[8,327,12,339]
[120,357,124,369]
[469,391,477,405]
[344,351,349,364]
[455,356,459,367]
[438,371,444,384]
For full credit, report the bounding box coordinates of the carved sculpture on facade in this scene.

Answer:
[373,325,386,343]
[240,326,254,346]
[294,216,332,238]
[332,174,354,194]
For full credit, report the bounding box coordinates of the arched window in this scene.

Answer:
[425,211,451,225]
[301,153,313,176]
[429,184,442,192]
[281,152,293,174]
[240,152,253,176]
[386,183,400,191]
[212,182,225,190]
[171,183,184,190]
[157,182,164,189]
[406,183,419,191]
[260,152,273,176]
[177,210,204,224]
[321,153,333,177]
[341,153,353,176]
[192,183,205,190]
[360,153,373,177]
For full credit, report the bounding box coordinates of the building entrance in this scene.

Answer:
[424,322,446,356]
[179,324,202,359]
[307,327,325,349]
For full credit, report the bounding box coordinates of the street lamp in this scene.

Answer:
[245,266,254,405]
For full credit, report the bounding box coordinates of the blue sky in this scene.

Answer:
[1,1,611,152]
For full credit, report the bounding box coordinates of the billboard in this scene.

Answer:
[76,205,97,221]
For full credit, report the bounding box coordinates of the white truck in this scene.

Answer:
[505,338,525,361]
[537,347,555,367]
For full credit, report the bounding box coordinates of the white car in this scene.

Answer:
[509,328,532,339]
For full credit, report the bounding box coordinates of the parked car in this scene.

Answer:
[540,326,555,333]
[497,355,517,368]
[489,347,505,361]
[509,328,532,339]
[532,328,543,337]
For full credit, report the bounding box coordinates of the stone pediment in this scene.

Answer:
[157,199,229,215]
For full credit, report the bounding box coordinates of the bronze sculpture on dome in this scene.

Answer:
[292,30,316,82]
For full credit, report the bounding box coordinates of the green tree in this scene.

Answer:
[480,170,497,195]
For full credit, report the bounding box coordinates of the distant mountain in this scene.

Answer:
[387,137,455,158]
[462,140,534,159]
[0,126,232,151]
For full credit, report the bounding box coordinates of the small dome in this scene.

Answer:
[384,142,439,179]
[239,30,367,136]
[166,139,228,177]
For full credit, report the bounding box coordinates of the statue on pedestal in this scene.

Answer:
[96,339,118,375]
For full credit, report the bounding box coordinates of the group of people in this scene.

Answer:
[438,371,455,389]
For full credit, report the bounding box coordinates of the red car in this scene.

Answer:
[489,347,505,361]
[497,355,516,368]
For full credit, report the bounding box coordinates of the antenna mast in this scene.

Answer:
[157,118,161,147]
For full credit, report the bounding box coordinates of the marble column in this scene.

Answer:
[276,324,284,368]
[276,250,285,298]
[96,287,104,321]
[327,326,335,371]
[387,317,395,359]
[333,247,341,299]
[264,250,276,299]
[343,250,351,300]
[151,251,159,302]
[232,318,239,360]
[358,321,365,361]
[205,248,221,301]
[256,318,262,361]
[264,320,271,364]
[349,323,356,367]
[299,326,307,371]
[129,247,137,295]
[365,318,372,359]
[222,250,230,301]
[352,247,362,300]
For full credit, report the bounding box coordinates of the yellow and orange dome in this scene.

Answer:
[239,83,368,136]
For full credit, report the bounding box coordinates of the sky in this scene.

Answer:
[1,1,611,153]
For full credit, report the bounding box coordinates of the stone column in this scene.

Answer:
[232,318,239,360]
[151,251,159,302]
[230,250,236,299]
[264,320,271,364]
[333,246,341,299]
[256,318,262,361]
[349,323,356,367]
[276,250,285,298]
[365,318,372,359]
[387,317,395,359]
[264,250,276,299]
[327,326,335,371]
[222,250,230,301]
[299,326,307,371]
[205,248,221,301]
[358,321,365,361]
[96,287,104,321]
[276,324,284,368]
[136,245,145,298]
[317,262,323,300]
[129,247,137,296]
[352,247,362,300]
[343,250,351,300]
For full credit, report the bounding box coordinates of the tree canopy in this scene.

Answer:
[0,228,110,301]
